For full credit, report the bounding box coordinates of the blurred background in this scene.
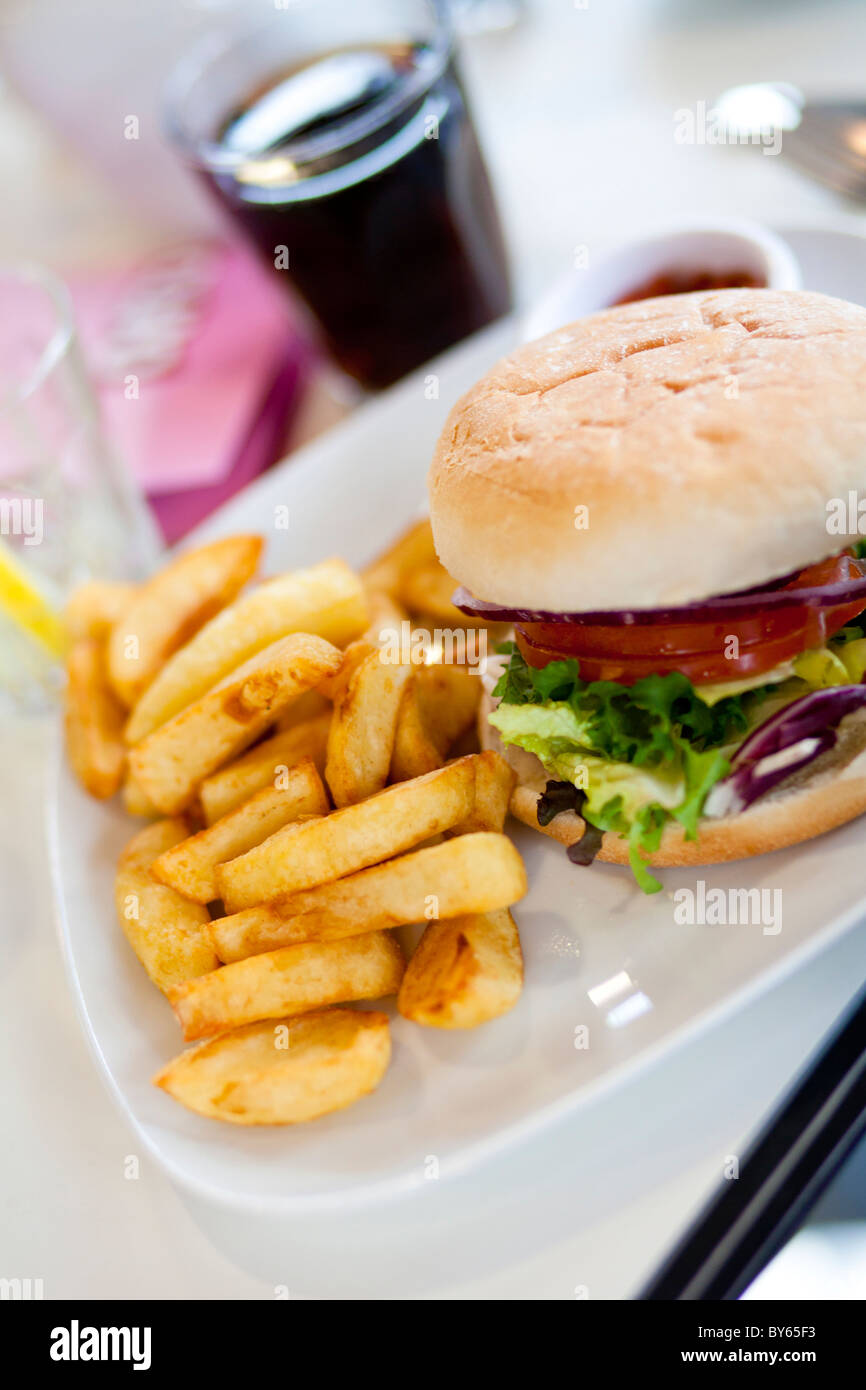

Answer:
[2,0,865,1298]
[3,0,866,562]
[3,0,865,536]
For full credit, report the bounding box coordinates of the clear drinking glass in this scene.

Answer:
[0,264,159,711]
[164,0,512,392]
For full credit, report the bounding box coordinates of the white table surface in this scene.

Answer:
[3,0,866,1300]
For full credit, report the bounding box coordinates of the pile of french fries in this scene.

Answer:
[64,521,528,1127]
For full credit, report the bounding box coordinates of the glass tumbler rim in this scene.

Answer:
[162,0,455,177]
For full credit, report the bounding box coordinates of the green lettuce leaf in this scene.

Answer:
[491,633,866,893]
[490,647,746,892]
[492,644,748,762]
[671,744,731,839]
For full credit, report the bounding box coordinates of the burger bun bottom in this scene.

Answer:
[479,694,866,868]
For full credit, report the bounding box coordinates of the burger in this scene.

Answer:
[428,288,866,892]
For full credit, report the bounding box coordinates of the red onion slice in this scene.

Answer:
[452,573,866,627]
[727,686,866,768]
[703,686,866,817]
[703,734,835,818]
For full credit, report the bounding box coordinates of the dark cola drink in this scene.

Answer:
[199,41,511,390]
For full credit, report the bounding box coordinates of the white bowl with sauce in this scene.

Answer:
[521,219,803,343]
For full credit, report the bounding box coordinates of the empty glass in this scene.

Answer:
[0,264,158,711]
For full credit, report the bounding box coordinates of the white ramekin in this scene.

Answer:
[520,218,803,343]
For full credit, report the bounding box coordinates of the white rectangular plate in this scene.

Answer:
[48,229,866,1212]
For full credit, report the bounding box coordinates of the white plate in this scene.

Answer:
[48,225,866,1213]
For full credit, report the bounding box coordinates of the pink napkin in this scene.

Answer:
[69,241,313,542]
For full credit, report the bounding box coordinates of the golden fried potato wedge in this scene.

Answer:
[398,908,523,1029]
[152,759,329,903]
[198,712,331,825]
[274,688,331,731]
[168,932,404,1041]
[216,755,479,911]
[449,722,481,758]
[128,633,341,815]
[399,559,468,624]
[125,558,366,743]
[108,535,261,707]
[211,832,527,961]
[362,517,436,597]
[153,1008,390,1125]
[361,589,408,646]
[316,638,378,702]
[121,771,159,818]
[325,649,411,807]
[391,663,481,781]
[409,613,511,657]
[115,819,219,993]
[388,675,439,781]
[451,749,517,834]
[65,580,136,642]
[64,638,126,799]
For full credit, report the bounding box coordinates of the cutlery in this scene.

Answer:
[716,83,866,201]
[640,981,866,1300]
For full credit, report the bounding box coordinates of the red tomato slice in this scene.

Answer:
[515,553,866,685]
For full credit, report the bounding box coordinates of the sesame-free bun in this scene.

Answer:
[429,289,866,611]
[479,693,866,867]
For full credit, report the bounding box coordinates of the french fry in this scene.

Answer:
[325,649,412,807]
[115,819,219,993]
[198,712,331,825]
[65,580,136,642]
[275,688,331,731]
[128,633,341,815]
[216,755,479,911]
[122,771,159,819]
[211,832,527,961]
[125,558,367,743]
[391,663,481,781]
[361,589,407,646]
[108,534,262,707]
[399,559,468,624]
[153,1008,391,1125]
[64,638,126,799]
[449,722,481,758]
[391,677,444,782]
[410,612,512,655]
[362,517,436,597]
[398,908,523,1029]
[451,749,516,834]
[152,759,329,903]
[168,932,404,1041]
[316,638,377,702]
